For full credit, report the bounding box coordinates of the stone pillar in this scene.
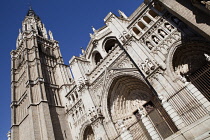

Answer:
[117,120,133,140]
[138,108,161,140]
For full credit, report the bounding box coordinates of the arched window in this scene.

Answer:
[172,45,210,101]
[133,27,141,35]
[93,52,103,65]
[149,10,158,18]
[154,4,164,12]
[138,21,146,29]
[76,110,79,118]
[83,126,95,140]
[152,35,159,44]
[165,23,174,32]
[79,107,83,115]
[146,41,154,50]
[75,92,78,99]
[104,38,120,53]
[143,16,152,24]
[71,94,75,103]
[158,29,167,38]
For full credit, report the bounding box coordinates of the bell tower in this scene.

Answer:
[11,8,72,140]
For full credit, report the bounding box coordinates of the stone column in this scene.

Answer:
[117,120,133,140]
[138,108,161,140]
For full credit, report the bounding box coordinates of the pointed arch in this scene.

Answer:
[102,37,120,53]
[83,125,95,140]
[92,51,103,65]
[101,72,177,139]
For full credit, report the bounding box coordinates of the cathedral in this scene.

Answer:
[10,0,210,140]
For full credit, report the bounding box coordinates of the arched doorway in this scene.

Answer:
[108,76,177,139]
[173,44,210,101]
[83,125,95,140]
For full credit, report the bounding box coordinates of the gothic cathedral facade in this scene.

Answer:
[10,0,210,140]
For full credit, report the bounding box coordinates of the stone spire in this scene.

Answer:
[16,7,50,48]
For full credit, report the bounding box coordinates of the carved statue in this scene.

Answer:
[152,36,159,44]
[165,23,173,31]
[141,62,150,74]
[117,120,126,131]
[158,93,166,103]
[138,107,146,118]
[146,41,153,50]
[201,1,210,10]
[96,106,103,117]
[81,47,85,55]
[204,53,210,61]
[158,29,167,38]
[49,30,54,40]
[145,58,155,70]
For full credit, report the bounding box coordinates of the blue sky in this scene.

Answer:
[0,0,143,139]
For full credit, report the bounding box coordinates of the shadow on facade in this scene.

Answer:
[176,0,210,25]
[39,45,65,140]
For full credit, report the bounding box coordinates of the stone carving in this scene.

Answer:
[204,53,210,61]
[201,1,210,10]
[140,58,155,75]
[117,120,126,131]
[81,47,85,55]
[96,106,103,117]
[178,75,188,84]
[158,93,167,103]
[175,64,189,75]
[145,58,155,70]
[119,31,131,43]
[158,29,167,38]
[138,107,147,118]
[49,30,54,40]
[165,23,174,32]
[152,35,160,44]
[88,106,103,122]
[7,131,11,140]
[117,58,134,68]
[146,41,154,50]
[140,62,150,74]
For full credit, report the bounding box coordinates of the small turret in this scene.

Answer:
[118,10,128,19]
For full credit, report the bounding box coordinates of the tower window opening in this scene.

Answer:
[94,52,103,65]
[104,39,119,53]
